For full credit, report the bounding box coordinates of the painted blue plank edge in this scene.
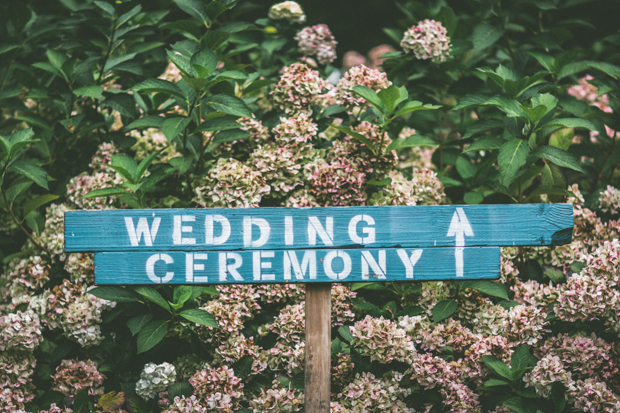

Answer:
[94,247,500,285]
[66,204,573,252]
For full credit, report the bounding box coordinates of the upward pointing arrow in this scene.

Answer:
[447,207,474,277]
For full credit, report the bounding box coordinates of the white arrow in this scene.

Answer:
[447,207,474,277]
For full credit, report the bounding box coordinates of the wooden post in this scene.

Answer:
[305,283,331,412]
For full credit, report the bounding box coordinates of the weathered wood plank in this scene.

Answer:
[305,283,331,413]
[93,247,500,284]
[65,204,573,252]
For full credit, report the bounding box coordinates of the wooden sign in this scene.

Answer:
[65,204,573,252]
[63,204,573,285]
[65,204,573,413]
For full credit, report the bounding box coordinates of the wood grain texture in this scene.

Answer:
[65,204,573,252]
[93,247,500,285]
[305,283,331,413]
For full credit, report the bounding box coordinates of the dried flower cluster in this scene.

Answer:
[401,19,452,63]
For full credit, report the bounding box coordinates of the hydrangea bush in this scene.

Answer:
[0,0,619,412]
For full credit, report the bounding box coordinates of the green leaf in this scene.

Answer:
[503,397,531,413]
[166,49,197,78]
[481,379,510,388]
[394,101,441,117]
[9,161,49,189]
[527,51,554,71]
[511,345,531,379]
[545,267,564,284]
[204,95,252,118]
[104,53,137,72]
[483,355,513,381]
[464,191,484,204]
[191,48,218,78]
[162,117,192,142]
[473,24,503,51]
[173,285,193,306]
[108,155,138,183]
[351,85,385,112]
[133,286,171,312]
[377,86,402,113]
[463,137,505,153]
[462,280,509,299]
[367,177,392,186]
[524,186,574,202]
[456,156,477,179]
[432,299,458,323]
[72,388,90,413]
[541,163,565,188]
[127,314,153,335]
[174,0,210,26]
[213,129,251,143]
[196,116,241,132]
[126,116,165,130]
[73,85,104,99]
[331,125,376,155]
[23,194,59,219]
[133,79,186,100]
[83,187,131,199]
[498,139,530,186]
[396,305,423,317]
[531,146,583,172]
[538,118,596,131]
[136,150,161,181]
[385,135,437,152]
[338,325,354,343]
[89,286,138,302]
[137,320,167,354]
[5,181,33,204]
[179,309,217,327]
[168,382,194,402]
[549,128,574,150]
[116,5,142,28]
[551,382,566,413]
[94,1,116,16]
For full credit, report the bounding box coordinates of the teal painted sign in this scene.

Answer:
[64,204,573,285]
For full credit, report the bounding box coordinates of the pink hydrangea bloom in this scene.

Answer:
[350,315,416,363]
[401,19,451,63]
[295,24,337,65]
[189,366,244,410]
[51,359,105,396]
[336,64,391,108]
[0,311,43,351]
[272,63,328,114]
[164,395,207,413]
[249,380,303,412]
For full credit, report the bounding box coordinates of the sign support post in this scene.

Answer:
[304,283,331,412]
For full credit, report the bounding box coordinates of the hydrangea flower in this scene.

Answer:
[523,355,575,397]
[194,158,269,208]
[0,311,43,351]
[135,362,176,400]
[164,395,207,413]
[268,1,306,23]
[30,280,113,347]
[249,380,303,412]
[336,372,413,412]
[401,19,451,63]
[52,359,105,396]
[599,185,620,214]
[272,63,328,114]
[189,366,244,410]
[350,315,416,363]
[335,65,391,108]
[295,24,337,65]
